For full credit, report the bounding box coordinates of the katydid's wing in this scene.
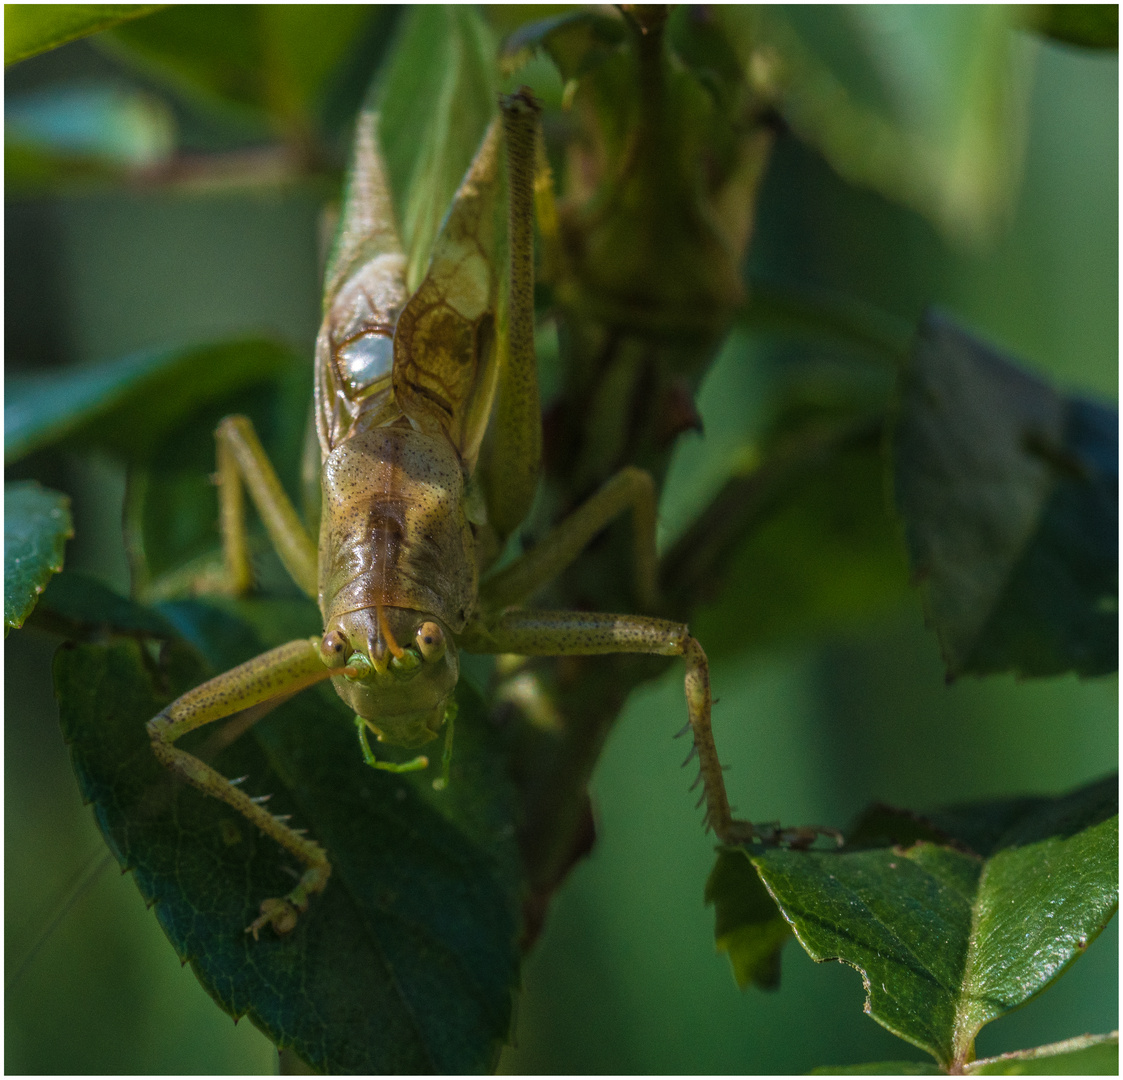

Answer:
[314,109,409,455]
[392,118,505,471]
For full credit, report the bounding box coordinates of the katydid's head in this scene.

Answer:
[320,606,458,747]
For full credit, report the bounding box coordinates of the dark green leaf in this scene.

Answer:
[368,5,497,291]
[1026,5,1119,49]
[104,5,371,131]
[55,596,521,1073]
[739,282,912,367]
[5,338,297,464]
[690,437,911,657]
[4,4,164,66]
[129,367,309,590]
[705,848,791,990]
[718,6,1027,242]
[968,1031,1118,1074]
[893,311,1118,678]
[32,570,179,641]
[4,482,72,635]
[743,777,1118,1071]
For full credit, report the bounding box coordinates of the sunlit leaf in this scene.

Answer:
[5,338,297,464]
[719,6,1029,243]
[893,312,1118,678]
[371,5,498,292]
[4,4,164,66]
[103,5,372,132]
[4,482,72,635]
[740,776,1118,1071]
[55,593,521,1073]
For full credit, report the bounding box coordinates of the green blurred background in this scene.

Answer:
[5,12,1117,1074]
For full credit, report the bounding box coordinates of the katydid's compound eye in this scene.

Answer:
[416,621,445,662]
[321,630,349,668]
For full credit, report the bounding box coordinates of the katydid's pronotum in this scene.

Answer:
[146,89,839,941]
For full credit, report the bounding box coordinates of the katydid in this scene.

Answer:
[147,90,837,941]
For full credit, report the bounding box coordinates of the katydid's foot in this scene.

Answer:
[245,862,331,939]
[718,819,844,850]
[247,897,300,938]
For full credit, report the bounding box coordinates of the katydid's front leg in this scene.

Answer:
[460,611,841,847]
[203,415,319,598]
[147,638,347,937]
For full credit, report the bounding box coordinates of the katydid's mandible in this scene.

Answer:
[147,90,839,941]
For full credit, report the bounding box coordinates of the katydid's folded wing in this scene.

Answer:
[392,118,505,472]
[315,109,409,455]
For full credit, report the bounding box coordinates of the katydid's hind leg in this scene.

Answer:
[482,91,543,540]
[204,415,319,599]
[147,638,339,937]
[479,466,658,615]
[461,610,842,848]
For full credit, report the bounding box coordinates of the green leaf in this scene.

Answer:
[4,482,73,635]
[130,365,308,590]
[968,1031,1118,1074]
[5,338,297,464]
[103,5,371,132]
[718,6,1028,243]
[369,4,498,292]
[742,776,1118,1071]
[660,329,909,654]
[705,848,792,990]
[690,436,911,657]
[4,4,164,66]
[33,571,179,640]
[55,595,521,1073]
[893,311,1118,678]
[1026,5,1119,49]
